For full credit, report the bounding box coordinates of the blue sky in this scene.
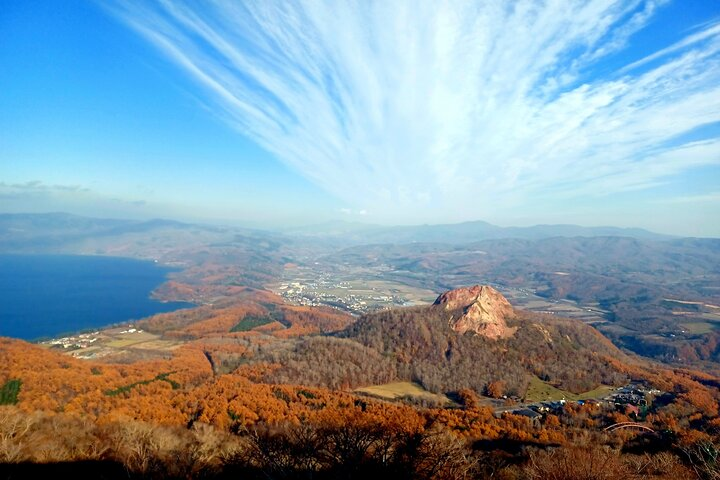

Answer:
[1,1,719,236]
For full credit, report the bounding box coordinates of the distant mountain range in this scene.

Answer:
[283,219,675,244]
[0,213,680,250]
[0,213,196,251]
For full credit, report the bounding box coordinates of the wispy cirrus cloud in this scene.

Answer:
[0,181,91,198]
[107,1,720,221]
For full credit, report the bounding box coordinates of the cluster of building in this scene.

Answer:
[43,331,101,350]
[609,384,661,406]
[276,280,405,314]
[42,324,147,354]
[119,326,144,334]
[503,383,664,425]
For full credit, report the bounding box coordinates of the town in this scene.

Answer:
[501,383,665,427]
[268,263,438,314]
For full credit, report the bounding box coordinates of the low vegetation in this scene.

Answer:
[230,315,274,332]
[0,405,716,479]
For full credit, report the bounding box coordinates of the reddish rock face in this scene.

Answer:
[434,285,516,339]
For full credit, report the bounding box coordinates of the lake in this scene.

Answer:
[0,254,193,340]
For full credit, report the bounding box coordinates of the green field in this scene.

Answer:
[680,321,719,334]
[230,315,274,332]
[524,376,615,402]
[0,379,21,405]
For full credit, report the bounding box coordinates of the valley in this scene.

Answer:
[2,213,720,478]
[270,259,608,322]
[268,263,439,313]
[4,213,720,372]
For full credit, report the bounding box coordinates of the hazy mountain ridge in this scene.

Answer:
[1,213,678,251]
[0,213,196,252]
[284,219,675,244]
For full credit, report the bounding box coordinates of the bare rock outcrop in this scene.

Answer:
[434,285,516,339]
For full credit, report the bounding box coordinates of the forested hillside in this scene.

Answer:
[1,287,719,478]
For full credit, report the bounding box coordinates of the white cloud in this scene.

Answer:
[0,181,151,218]
[338,207,368,216]
[658,191,720,204]
[107,1,720,221]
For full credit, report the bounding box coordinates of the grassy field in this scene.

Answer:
[105,331,159,348]
[311,279,437,305]
[524,376,615,402]
[129,339,182,351]
[680,321,719,334]
[355,381,450,404]
[363,280,438,304]
[0,379,21,405]
[230,315,274,332]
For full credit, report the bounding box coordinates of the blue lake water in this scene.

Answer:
[0,254,193,340]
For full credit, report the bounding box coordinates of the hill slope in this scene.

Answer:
[343,285,629,396]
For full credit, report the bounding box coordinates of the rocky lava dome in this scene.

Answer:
[434,285,516,339]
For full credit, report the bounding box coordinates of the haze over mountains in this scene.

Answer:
[0,213,270,257]
[0,213,678,254]
[284,219,675,244]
